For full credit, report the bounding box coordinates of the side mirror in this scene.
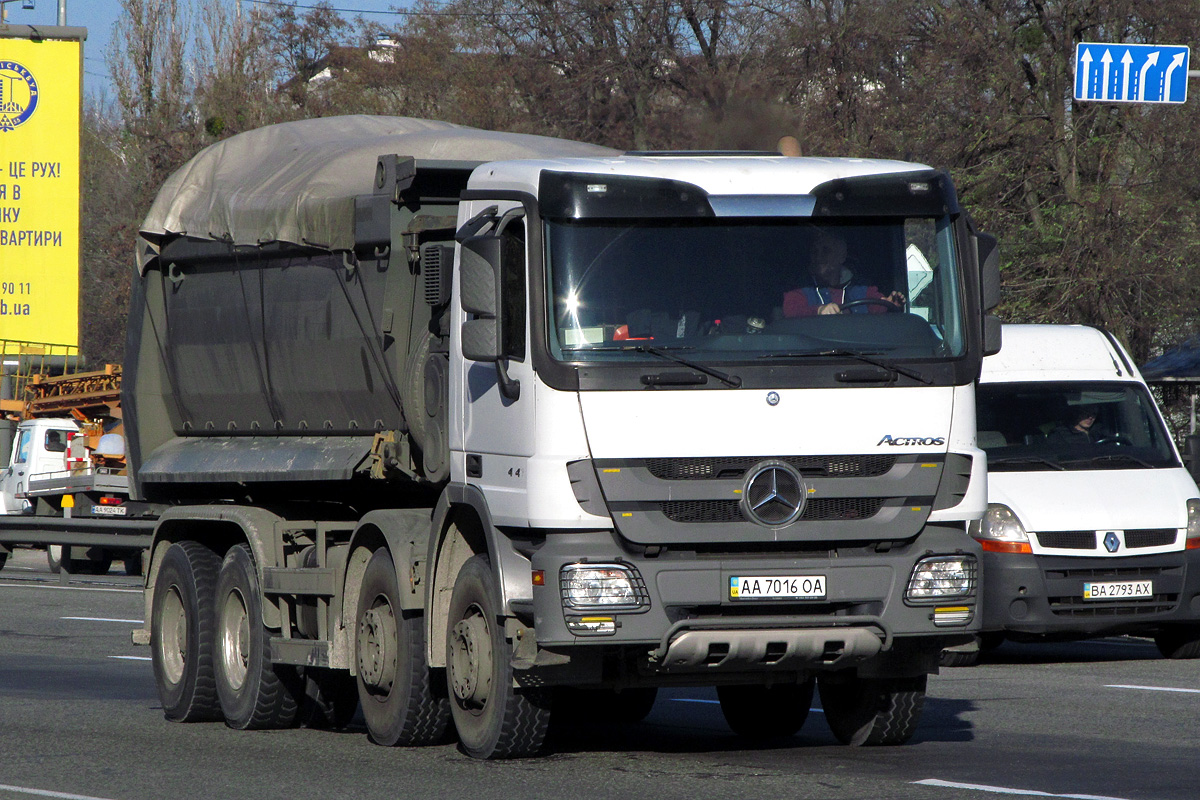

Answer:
[459,236,502,362]
[974,232,1002,356]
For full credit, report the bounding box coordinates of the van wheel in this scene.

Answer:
[46,545,62,574]
[213,544,300,729]
[355,547,450,745]
[151,541,223,722]
[718,680,814,739]
[447,555,551,759]
[819,673,927,746]
[1154,626,1200,659]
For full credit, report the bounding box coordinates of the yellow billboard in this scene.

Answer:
[0,29,81,349]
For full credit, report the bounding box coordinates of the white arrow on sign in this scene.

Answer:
[1163,51,1186,98]
[1100,49,1113,99]
[1120,49,1133,100]
[1136,50,1160,101]
[1080,48,1094,99]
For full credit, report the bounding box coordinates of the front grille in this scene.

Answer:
[644,455,896,481]
[659,497,886,524]
[1048,594,1178,617]
[1045,563,1181,617]
[1037,531,1096,550]
[1125,529,1177,548]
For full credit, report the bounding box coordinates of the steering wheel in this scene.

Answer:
[838,298,903,313]
[1095,432,1131,446]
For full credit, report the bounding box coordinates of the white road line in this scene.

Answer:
[0,784,122,800]
[0,582,139,594]
[109,656,151,662]
[1106,683,1200,694]
[61,617,143,624]
[914,778,1133,799]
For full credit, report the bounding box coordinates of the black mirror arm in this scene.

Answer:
[496,359,521,401]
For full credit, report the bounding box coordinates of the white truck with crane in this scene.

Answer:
[112,115,1000,757]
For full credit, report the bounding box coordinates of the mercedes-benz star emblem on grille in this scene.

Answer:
[766,391,780,406]
[1103,531,1120,553]
[741,460,806,528]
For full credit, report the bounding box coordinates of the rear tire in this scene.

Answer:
[819,673,927,746]
[151,541,223,722]
[717,680,814,739]
[213,544,300,729]
[447,555,551,759]
[1154,626,1200,659]
[355,547,450,745]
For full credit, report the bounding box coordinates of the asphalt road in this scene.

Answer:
[2,546,1199,800]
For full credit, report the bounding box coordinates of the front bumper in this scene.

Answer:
[979,548,1200,637]
[528,523,980,676]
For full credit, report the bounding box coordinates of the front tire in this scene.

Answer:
[213,544,299,729]
[717,680,814,739]
[151,541,223,722]
[355,547,450,745]
[446,555,551,759]
[818,673,927,746]
[1154,626,1200,659]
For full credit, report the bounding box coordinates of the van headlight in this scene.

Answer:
[560,563,649,612]
[969,503,1032,554]
[906,555,977,603]
[1187,499,1200,549]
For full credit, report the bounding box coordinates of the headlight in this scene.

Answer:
[560,563,648,612]
[906,555,977,603]
[1187,499,1200,549]
[969,503,1032,553]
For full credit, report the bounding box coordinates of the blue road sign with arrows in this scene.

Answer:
[1075,43,1190,104]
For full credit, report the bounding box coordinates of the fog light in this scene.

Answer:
[933,606,973,626]
[906,555,976,603]
[1186,499,1200,550]
[560,563,648,611]
[566,616,617,636]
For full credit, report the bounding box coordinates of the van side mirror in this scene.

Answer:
[975,232,1002,356]
[459,236,502,362]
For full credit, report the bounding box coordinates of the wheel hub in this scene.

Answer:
[450,609,492,707]
[219,588,250,691]
[357,602,396,692]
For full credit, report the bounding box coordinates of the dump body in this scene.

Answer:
[128,116,1001,756]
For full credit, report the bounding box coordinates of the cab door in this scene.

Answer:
[0,426,33,513]
[454,201,535,525]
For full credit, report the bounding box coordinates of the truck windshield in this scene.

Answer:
[544,217,965,362]
[977,381,1179,471]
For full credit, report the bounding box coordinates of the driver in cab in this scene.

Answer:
[783,229,905,317]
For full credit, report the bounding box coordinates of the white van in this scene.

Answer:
[961,324,1200,662]
[0,418,79,515]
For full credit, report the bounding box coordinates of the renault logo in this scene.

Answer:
[1103,531,1120,553]
[741,460,806,528]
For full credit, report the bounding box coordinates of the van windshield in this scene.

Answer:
[977,381,1179,471]
[544,216,965,362]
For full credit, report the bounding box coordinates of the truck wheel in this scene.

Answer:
[818,673,927,746]
[717,680,814,739]
[46,545,62,574]
[355,547,450,745]
[299,667,360,730]
[1154,626,1200,659]
[213,544,300,729]
[151,541,223,722]
[446,554,551,759]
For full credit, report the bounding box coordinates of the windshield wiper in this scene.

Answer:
[987,455,1066,471]
[634,345,742,388]
[759,349,930,385]
[1063,453,1157,469]
[560,343,742,388]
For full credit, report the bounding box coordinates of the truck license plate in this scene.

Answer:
[1083,580,1152,600]
[730,575,826,600]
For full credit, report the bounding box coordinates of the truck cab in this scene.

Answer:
[966,324,1200,661]
[0,418,79,515]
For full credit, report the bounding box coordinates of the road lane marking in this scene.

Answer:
[109,656,152,662]
[0,784,122,800]
[61,617,143,624]
[914,778,1133,799]
[1106,683,1200,694]
[0,582,139,594]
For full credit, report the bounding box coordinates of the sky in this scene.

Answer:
[2,0,414,102]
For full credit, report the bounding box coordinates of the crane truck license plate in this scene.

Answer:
[1083,580,1152,600]
[730,575,826,600]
